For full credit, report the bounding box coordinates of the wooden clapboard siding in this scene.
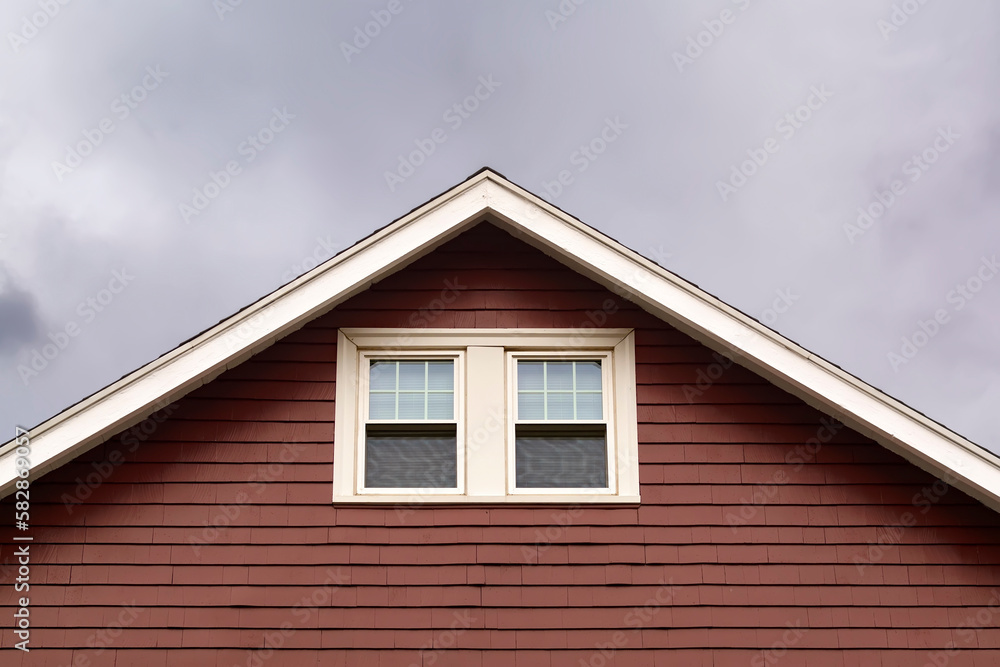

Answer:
[2,222,1000,666]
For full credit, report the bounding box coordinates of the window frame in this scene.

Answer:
[357,349,465,495]
[334,328,639,504]
[506,350,618,496]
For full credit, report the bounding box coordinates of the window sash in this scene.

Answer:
[357,350,465,494]
[507,350,617,495]
[516,359,604,421]
[369,360,455,421]
[514,425,608,488]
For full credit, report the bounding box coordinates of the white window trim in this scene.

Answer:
[333,328,640,504]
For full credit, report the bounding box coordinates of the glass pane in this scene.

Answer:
[576,361,602,390]
[398,392,425,420]
[515,428,607,488]
[576,393,603,420]
[546,392,574,420]
[427,361,453,391]
[518,392,544,420]
[398,361,426,390]
[368,359,454,422]
[516,360,603,422]
[369,361,396,391]
[368,393,396,420]
[546,362,573,390]
[517,361,544,391]
[427,392,454,420]
[365,427,457,488]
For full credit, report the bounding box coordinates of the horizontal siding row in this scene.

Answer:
[3,223,1000,665]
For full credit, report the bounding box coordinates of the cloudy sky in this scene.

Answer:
[1,0,998,454]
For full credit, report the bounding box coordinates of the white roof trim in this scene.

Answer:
[3,169,999,513]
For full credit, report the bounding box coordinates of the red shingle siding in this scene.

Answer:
[3,223,1000,665]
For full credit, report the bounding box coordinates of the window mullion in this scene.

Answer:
[542,362,548,421]
[393,360,399,420]
[572,362,577,421]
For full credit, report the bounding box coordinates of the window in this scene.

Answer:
[334,329,638,504]
[511,356,612,491]
[363,358,461,491]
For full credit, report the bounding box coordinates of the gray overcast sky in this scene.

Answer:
[1,0,998,452]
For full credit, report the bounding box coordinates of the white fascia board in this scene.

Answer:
[0,173,495,498]
[482,177,1000,512]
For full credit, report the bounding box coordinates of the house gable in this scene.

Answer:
[2,170,998,517]
[4,222,1000,662]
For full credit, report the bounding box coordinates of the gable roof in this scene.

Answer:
[3,168,999,511]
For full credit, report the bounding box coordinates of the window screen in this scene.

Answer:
[514,427,607,488]
[364,427,457,488]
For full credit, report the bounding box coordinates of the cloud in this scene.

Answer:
[0,270,43,352]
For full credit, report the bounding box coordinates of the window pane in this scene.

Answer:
[427,361,453,391]
[369,393,396,420]
[576,393,603,420]
[576,361,602,390]
[516,360,603,422]
[365,427,457,488]
[427,392,454,420]
[518,392,544,420]
[546,392,574,420]
[369,361,396,391]
[368,359,454,422]
[515,428,607,488]
[517,361,544,391]
[398,361,426,390]
[546,362,573,390]
[398,392,425,420]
